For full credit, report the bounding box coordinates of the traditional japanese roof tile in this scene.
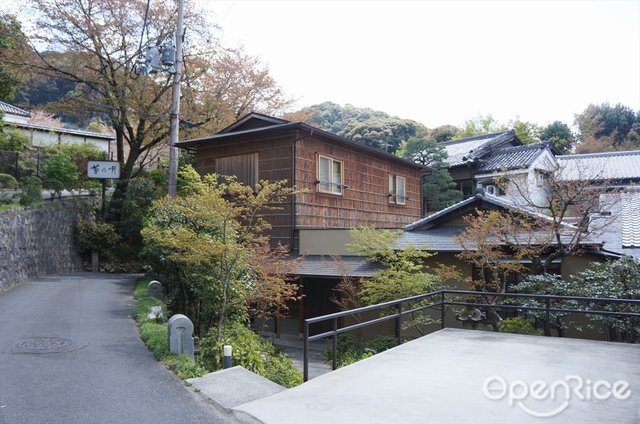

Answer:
[398,190,600,253]
[0,100,31,117]
[11,122,115,140]
[395,227,465,251]
[556,150,640,182]
[439,130,520,167]
[404,190,566,232]
[476,142,553,173]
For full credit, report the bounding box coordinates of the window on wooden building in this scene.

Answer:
[317,155,343,195]
[389,174,406,205]
[215,152,259,189]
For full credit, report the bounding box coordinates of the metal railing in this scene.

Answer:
[302,289,640,381]
[0,149,49,181]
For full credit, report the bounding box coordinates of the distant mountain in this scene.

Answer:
[294,102,423,155]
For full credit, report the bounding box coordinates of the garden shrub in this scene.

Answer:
[499,317,543,336]
[199,321,302,388]
[324,334,397,368]
[45,142,105,191]
[19,176,42,206]
[75,219,120,254]
[42,153,79,197]
[336,350,373,368]
[177,165,201,196]
[0,173,18,189]
[365,335,398,353]
[141,169,167,190]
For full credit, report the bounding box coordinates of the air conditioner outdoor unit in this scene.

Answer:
[485,184,497,195]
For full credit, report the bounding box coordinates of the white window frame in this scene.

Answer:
[389,174,406,205]
[317,155,344,195]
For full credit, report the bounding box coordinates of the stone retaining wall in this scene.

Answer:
[0,199,94,290]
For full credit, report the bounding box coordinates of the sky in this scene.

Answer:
[202,0,640,128]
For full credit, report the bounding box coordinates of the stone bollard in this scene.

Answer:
[91,250,99,272]
[167,314,194,358]
[147,280,163,300]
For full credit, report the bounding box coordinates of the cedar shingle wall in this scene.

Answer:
[294,136,422,229]
[195,135,295,249]
[192,131,423,251]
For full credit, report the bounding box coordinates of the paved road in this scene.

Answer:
[0,273,236,424]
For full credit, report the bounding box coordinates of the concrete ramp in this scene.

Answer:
[186,366,285,411]
[234,329,640,424]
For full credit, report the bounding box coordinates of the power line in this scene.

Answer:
[137,0,152,56]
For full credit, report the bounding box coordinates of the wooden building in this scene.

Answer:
[177,113,424,251]
[177,113,424,335]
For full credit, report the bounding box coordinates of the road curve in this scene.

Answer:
[0,273,235,424]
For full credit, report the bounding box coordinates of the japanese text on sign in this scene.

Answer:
[87,161,121,179]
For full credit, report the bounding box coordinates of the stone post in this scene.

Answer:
[147,280,163,300]
[167,314,194,358]
[91,250,99,272]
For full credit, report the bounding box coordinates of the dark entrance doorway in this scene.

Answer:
[302,277,341,336]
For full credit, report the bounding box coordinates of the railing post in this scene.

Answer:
[440,291,446,329]
[303,320,309,382]
[544,298,551,337]
[332,318,338,371]
[395,302,402,346]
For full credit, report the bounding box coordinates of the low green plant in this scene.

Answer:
[365,335,398,353]
[199,321,302,388]
[499,317,543,336]
[164,355,207,380]
[19,176,42,206]
[336,350,373,367]
[324,334,397,368]
[0,173,18,189]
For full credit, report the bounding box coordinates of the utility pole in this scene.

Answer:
[167,0,184,198]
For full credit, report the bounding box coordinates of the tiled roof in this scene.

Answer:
[404,190,573,232]
[0,101,30,117]
[476,142,551,173]
[395,227,465,251]
[10,122,115,140]
[440,131,518,167]
[404,195,479,231]
[289,255,383,278]
[556,150,640,182]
